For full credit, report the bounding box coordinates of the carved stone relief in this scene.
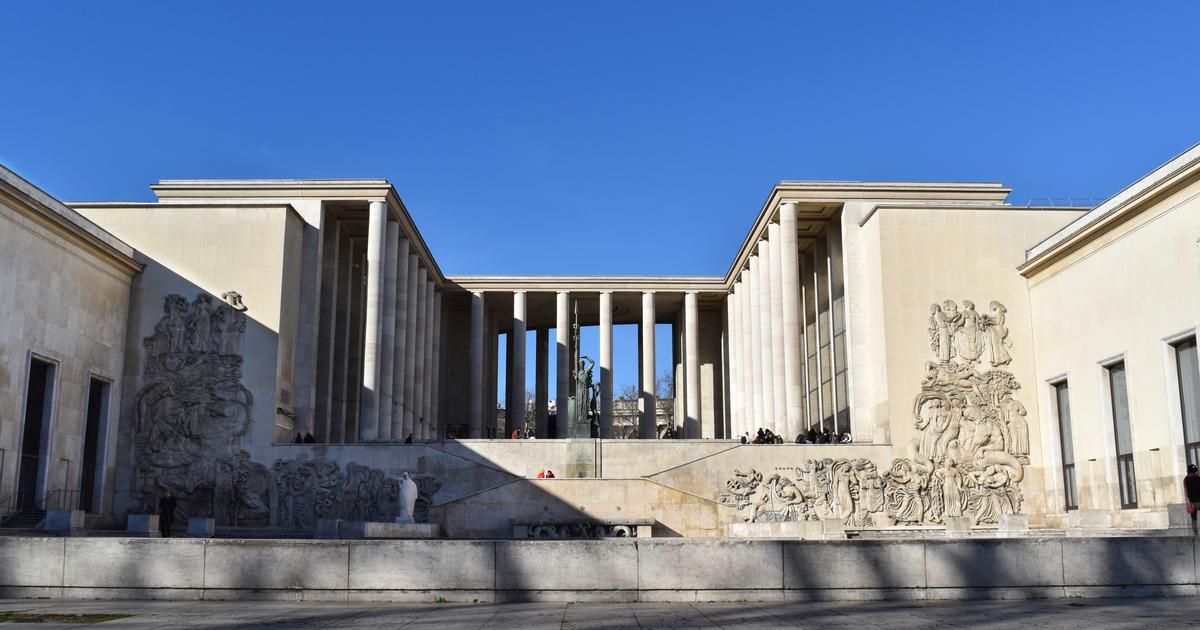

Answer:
[134,293,256,523]
[719,299,1027,527]
[272,458,440,528]
[133,293,441,529]
[525,523,639,538]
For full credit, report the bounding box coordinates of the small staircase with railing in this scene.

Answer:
[0,509,46,530]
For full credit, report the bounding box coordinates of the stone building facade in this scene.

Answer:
[0,141,1196,535]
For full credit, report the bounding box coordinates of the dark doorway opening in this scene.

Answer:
[79,377,109,513]
[18,358,55,511]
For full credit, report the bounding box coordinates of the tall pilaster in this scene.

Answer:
[535,328,549,438]
[747,256,764,434]
[599,291,614,439]
[423,279,436,439]
[431,290,442,439]
[640,291,657,439]
[684,292,701,438]
[468,291,485,438]
[359,200,387,441]
[412,269,427,440]
[511,291,527,434]
[727,287,741,439]
[555,291,570,439]
[402,253,419,438]
[767,224,786,437]
[390,238,410,440]
[757,240,777,433]
[378,221,398,440]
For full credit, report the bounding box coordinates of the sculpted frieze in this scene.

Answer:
[719,298,1027,528]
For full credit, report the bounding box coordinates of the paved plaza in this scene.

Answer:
[0,596,1188,629]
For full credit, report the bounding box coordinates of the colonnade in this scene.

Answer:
[313,201,443,443]
[726,202,849,441]
[465,290,716,439]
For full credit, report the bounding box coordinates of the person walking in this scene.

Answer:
[1185,464,1200,534]
[158,492,178,538]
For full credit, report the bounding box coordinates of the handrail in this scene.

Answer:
[0,491,17,518]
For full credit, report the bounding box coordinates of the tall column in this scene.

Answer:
[468,291,485,438]
[555,292,570,439]
[535,328,549,438]
[737,274,750,439]
[800,260,813,430]
[423,279,436,439]
[359,200,387,441]
[599,291,614,439]
[390,238,410,440]
[378,221,398,440]
[727,288,741,439]
[640,291,657,439]
[757,241,777,433]
[511,291,527,434]
[684,292,702,439]
[747,256,765,434]
[402,253,419,438]
[431,291,442,439]
[504,322,515,436]
[412,270,427,440]
[767,224,787,437]
[779,203,803,440]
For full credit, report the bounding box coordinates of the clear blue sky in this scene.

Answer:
[3,2,1198,402]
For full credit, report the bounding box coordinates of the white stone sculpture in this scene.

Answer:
[396,472,419,524]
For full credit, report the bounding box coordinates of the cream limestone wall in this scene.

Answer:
[1027,177,1200,527]
[75,204,301,514]
[0,192,133,515]
[869,206,1084,525]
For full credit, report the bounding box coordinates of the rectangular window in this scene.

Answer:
[1107,362,1137,509]
[1174,338,1200,467]
[1054,381,1078,510]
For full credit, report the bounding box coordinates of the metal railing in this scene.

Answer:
[38,489,81,512]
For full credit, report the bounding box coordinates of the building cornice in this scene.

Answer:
[1018,141,1200,278]
[0,165,142,276]
[446,275,727,293]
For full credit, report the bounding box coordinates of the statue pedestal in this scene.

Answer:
[127,514,161,537]
[316,519,439,539]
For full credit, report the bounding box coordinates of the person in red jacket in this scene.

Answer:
[1185,464,1200,534]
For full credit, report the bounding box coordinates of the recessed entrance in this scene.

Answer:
[17,357,56,511]
[79,377,110,513]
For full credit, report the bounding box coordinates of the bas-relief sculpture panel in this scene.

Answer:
[719,299,1029,527]
[133,293,438,526]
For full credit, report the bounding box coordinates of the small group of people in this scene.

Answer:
[535,469,556,478]
[739,427,853,445]
[292,432,317,444]
[510,427,537,439]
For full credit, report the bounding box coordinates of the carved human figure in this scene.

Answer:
[932,403,962,458]
[395,473,419,524]
[929,303,956,363]
[1000,393,1029,461]
[831,461,855,520]
[188,295,214,353]
[985,301,1012,366]
[942,461,964,518]
[955,300,983,364]
[915,398,945,458]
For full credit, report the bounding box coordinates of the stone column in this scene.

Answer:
[726,287,740,439]
[640,291,657,439]
[747,256,765,434]
[757,240,777,433]
[378,221,398,440]
[423,279,436,439]
[599,291,614,439]
[684,291,701,438]
[390,238,410,440]
[535,328,549,438]
[359,200,387,441]
[767,224,786,438]
[511,291,527,435]
[778,203,803,440]
[431,290,442,439]
[468,291,485,438]
[412,269,427,440]
[402,253,419,438]
[555,291,570,439]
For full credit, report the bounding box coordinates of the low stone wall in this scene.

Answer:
[0,536,1196,602]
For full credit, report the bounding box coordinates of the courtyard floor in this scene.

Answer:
[0,596,1189,629]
